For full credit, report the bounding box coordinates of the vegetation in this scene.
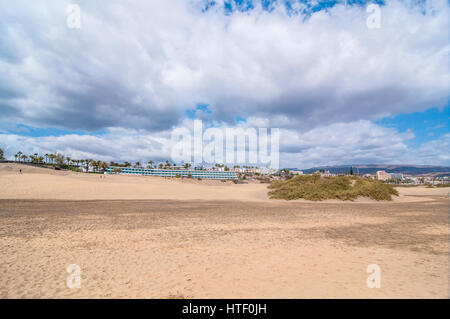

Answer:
[59,164,81,172]
[7,151,109,173]
[3,149,262,178]
[3,149,248,178]
[268,174,399,201]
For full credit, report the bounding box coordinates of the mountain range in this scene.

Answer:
[294,165,450,176]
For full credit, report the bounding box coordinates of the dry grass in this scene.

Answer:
[268,174,399,201]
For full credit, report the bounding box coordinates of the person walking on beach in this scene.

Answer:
[19,168,22,174]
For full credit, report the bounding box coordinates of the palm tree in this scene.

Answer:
[21,154,28,162]
[134,161,141,168]
[48,154,55,165]
[98,161,108,173]
[17,151,22,162]
[0,148,4,160]
[91,159,97,172]
[54,153,64,165]
[92,160,99,172]
[148,160,154,169]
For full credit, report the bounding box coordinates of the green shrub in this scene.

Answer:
[59,164,81,173]
[268,175,399,201]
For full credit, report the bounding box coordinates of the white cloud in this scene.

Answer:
[0,0,448,131]
[0,0,448,167]
[1,120,449,168]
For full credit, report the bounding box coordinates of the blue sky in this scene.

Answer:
[208,0,387,14]
[376,105,449,148]
[7,105,449,145]
[3,124,107,138]
[0,0,448,167]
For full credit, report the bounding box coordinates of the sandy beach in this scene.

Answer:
[2,163,447,202]
[0,163,448,298]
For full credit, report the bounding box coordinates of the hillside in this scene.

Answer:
[299,164,450,176]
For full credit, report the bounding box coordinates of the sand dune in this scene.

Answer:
[396,185,450,197]
[0,163,270,201]
[1,163,445,202]
[0,199,448,298]
[0,163,448,298]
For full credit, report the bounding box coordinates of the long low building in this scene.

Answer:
[105,167,238,180]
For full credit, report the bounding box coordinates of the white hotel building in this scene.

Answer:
[106,167,238,180]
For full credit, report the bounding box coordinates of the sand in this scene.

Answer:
[1,163,445,202]
[0,163,270,201]
[0,163,448,298]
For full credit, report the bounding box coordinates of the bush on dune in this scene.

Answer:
[268,174,399,201]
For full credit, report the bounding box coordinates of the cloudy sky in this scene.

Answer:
[0,0,448,169]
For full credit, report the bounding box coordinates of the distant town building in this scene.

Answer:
[106,167,237,179]
[390,173,403,179]
[228,167,261,174]
[315,170,333,177]
[291,170,304,175]
[260,167,278,175]
[376,170,392,181]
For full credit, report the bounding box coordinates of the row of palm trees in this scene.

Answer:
[10,151,196,172]
[14,151,44,164]
[12,151,109,173]
[111,160,192,170]
[8,150,258,173]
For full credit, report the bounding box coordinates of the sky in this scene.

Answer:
[0,0,449,169]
